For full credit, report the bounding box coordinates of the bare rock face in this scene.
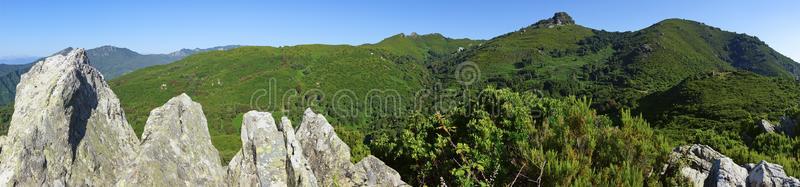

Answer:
[747,160,800,187]
[0,48,140,186]
[117,94,225,186]
[707,157,748,186]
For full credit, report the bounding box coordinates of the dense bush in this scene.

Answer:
[371,88,676,186]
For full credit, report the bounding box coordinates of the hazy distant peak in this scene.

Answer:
[168,45,241,57]
[89,46,140,57]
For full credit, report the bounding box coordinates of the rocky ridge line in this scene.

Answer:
[0,48,406,186]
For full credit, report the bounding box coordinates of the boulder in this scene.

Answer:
[758,119,777,133]
[747,160,800,187]
[706,157,748,187]
[117,94,225,186]
[0,48,140,186]
[296,108,366,186]
[354,155,408,187]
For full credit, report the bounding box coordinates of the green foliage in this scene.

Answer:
[0,104,12,135]
[639,71,800,132]
[110,35,480,162]
[752,133,794,157]
[372,88,672,186]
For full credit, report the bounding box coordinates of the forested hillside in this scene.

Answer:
[99,12,800,185]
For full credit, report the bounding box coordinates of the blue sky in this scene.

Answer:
[1,0,798,61]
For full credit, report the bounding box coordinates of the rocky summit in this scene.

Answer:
[0,48,406,186]
[533,12,575,28]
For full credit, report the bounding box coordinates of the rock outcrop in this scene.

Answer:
[747,161,800,186]
[666,144,800,187]
[296,108,367,186]
[757,118,797,137]
[707,158,748,186]
[534,12,575,28]
[227,109,408,187]
[0,48,140,186]
[665,144,727,186]
[117,94,226,186]
[226,111,297,186]
[0,47,406,186]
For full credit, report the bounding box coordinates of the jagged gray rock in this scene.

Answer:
[279,116,318,187]
[296,108,366,186]
[534,12,575,28]
[0,48,140,186]
[666,144,727,186]
[226,108,406,187]
[355,155,408,187]
[707,157,748,186]
[227,111,289,186]
[225,111,323,186]
[667,144,799,187]
[117,93,225,186]
[747,160,800,187]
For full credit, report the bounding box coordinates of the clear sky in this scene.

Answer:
[1,0,798,61]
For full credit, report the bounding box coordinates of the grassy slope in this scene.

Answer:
[110,35,482,162]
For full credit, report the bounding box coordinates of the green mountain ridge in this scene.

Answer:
[106,12,800,166]
[110,35,482,161]
[0,12,790,185]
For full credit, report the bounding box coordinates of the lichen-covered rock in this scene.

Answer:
[0,48,140,186]
[227,111,291,186]
[665,144,727,186]
[117,94,225,186]
[296,108,366,186]
[707,157,748,187]
[747,160,800,187]
[354,155,408,187]
[279,116,318,187]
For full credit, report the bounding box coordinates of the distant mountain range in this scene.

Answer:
[0,56,41,65]
[0,45,240,105]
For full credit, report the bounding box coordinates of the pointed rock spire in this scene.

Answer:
[0,48,139,186]
[118,93,225,185]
